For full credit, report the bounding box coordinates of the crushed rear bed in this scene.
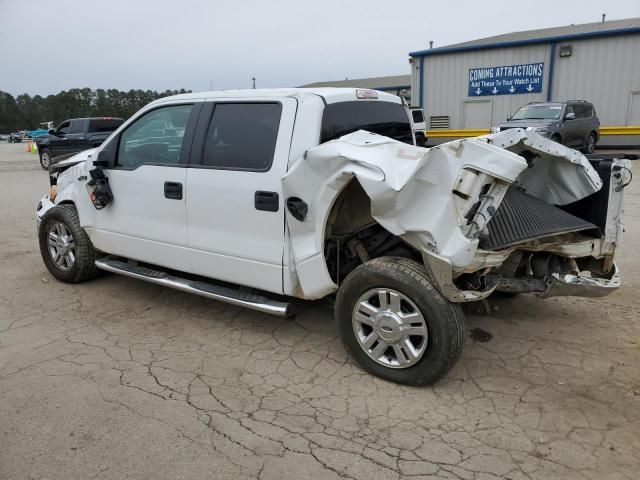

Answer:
[480,187,599,250]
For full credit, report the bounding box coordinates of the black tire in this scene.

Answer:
[581,132,596,154]
[335,256,466,386]
[38,204,100,283]
[39,149,52,170]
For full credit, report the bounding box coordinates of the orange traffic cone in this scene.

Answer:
[26,140,32,152]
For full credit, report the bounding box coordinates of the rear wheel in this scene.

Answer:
[39,149,52,170]
[38,204,100,283]
[335,257,466,386]
[581,132,596,154]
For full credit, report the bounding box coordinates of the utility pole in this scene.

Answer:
[252,77,256,89]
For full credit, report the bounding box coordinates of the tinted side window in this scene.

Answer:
[70,120,85,134]
[565,105,575,119]
[89,118,124,133]
[411,110,424,123]
[202,103,282,171]
[57,121,72,134]
[321,101,413,144]
[573,104,590,119]
[117,104,194,168]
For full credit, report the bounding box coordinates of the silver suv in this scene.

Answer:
[494,101,600,154]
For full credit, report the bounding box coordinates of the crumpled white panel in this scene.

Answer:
[282,131,528,299]
[479,129,602,205]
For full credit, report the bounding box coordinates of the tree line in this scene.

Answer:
[0,88,192,133]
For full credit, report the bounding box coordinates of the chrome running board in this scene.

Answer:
[95,256,292,317]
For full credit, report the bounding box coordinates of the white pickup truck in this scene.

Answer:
[36,88,631,385]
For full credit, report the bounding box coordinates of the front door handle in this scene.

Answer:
[164,181,183,200]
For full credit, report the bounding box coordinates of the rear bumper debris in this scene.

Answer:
[539,262,620,298]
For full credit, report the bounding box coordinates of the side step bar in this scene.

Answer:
[95,257,293,317]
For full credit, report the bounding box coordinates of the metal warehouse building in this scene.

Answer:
[409,18,640,146]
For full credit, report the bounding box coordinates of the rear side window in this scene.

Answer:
[411,109,424,123]
[321,101,413,144]
[90,118,124,133]
[202,103,282,171]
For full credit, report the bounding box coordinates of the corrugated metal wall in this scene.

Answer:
[551,35,640,125]
[416,33,640,129]
[420,45,551,129]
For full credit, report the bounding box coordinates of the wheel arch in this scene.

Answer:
[323,178,421,285]
[550,132,562,142]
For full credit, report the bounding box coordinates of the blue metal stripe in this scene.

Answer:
[546,43,556,101]
[409,27,640,57]
[419,57,424,106]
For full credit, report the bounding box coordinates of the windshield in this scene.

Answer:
[511,104,563,121]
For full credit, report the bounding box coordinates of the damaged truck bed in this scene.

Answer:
[283,128,630,302]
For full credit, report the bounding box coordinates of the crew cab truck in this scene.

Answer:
[36,117,124,170]
[35,88,631,386]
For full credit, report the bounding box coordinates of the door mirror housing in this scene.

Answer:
[48,129,56,135]
[94,146,116,169]
[564,112,576,121]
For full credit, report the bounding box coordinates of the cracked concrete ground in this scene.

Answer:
[1,142,639,480]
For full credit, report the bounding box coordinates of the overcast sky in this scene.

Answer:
[1,0,638,97]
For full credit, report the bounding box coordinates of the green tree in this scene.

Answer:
[0,87,192,132]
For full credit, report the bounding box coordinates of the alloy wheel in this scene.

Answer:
[352,288,428,369]
[47,222,76,271]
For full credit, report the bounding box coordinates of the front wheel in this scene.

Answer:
[39,149,52,170]
[581,133,596,154]
[38,204,100,283]
[335,257,466,386]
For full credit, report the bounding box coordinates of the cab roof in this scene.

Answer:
[149,88,403,107]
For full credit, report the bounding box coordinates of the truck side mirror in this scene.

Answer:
[94,148,115,169]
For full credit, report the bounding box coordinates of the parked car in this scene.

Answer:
[409,106,427,146]
[493,100,600,153]
[36,117,124,169]
[35,88,630,386]
[8,132,23,143]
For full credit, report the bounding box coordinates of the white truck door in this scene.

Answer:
[185,99,296,293]
[89,103,200,272]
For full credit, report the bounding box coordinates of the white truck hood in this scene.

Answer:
[282,129,602,299]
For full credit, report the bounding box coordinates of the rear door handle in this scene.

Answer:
[255,191,279,212]
[164,181,183,200]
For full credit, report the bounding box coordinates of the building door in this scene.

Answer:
[463,100,492,129]
[628,92,640,125]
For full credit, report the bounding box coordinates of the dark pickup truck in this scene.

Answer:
[36,117,124,169]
